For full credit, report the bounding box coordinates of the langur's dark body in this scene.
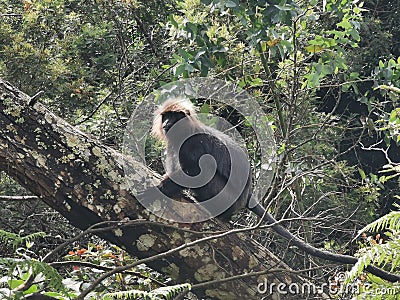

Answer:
[157,107,251,220]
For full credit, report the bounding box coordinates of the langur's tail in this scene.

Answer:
[246,194,400,282]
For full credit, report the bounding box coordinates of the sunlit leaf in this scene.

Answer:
[305,45,324,53]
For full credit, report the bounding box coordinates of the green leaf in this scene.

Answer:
[200,103,210,114]
[358,168,366,180]
[249,77,263,87]
[8,279,25,289]
[337,18,351,30]
[24,284,39,295]
[389,110,397,122]
[168,14,178,28]
[225,0,237,8]
[305,45,324,53]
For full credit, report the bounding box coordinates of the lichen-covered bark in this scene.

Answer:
[0,79,303,299]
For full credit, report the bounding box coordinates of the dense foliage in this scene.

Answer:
[0,0,399,299]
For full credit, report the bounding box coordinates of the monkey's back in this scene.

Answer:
[176,125,252,219]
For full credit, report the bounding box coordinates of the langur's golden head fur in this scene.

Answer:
[151,98,199,141]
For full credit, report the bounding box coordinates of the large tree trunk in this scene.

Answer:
[0,79,304,299]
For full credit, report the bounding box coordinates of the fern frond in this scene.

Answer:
[0,258,64,292]
[348,237,400,280]
[357,211,400,236]
[29,259,64,292]
[104,289,153,299]
[152,283,191,299]
[0,230,45,249]
[0,229,22,248]
[104,283,191,299]
[21,232,46,246]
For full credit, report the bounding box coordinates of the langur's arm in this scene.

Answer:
[157,174,184,198]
